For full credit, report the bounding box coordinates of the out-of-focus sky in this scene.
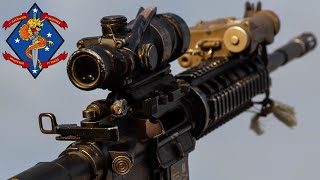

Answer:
[0,0,319,179]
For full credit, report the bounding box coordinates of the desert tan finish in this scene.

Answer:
[179,10,280,68]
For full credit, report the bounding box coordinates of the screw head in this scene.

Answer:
[111,99,128,116]
[231,35,240,45]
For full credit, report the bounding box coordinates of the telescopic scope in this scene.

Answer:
[67,8,190,91]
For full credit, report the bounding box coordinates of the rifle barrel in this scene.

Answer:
[10,155,91,180]
[267,33,316,72]
[10,142,106,180]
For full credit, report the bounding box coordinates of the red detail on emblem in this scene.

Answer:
[41,52,68,68]
[2,13,30,30]
[41,13,68,29]
[2,52,30,68]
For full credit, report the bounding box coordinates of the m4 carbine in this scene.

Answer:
[10,3,316,180]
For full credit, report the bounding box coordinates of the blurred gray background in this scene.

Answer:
[0,0,319,179]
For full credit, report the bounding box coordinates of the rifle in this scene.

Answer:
[10,3,316,180]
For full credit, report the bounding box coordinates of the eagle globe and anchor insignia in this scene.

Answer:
[2,3,68,78]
